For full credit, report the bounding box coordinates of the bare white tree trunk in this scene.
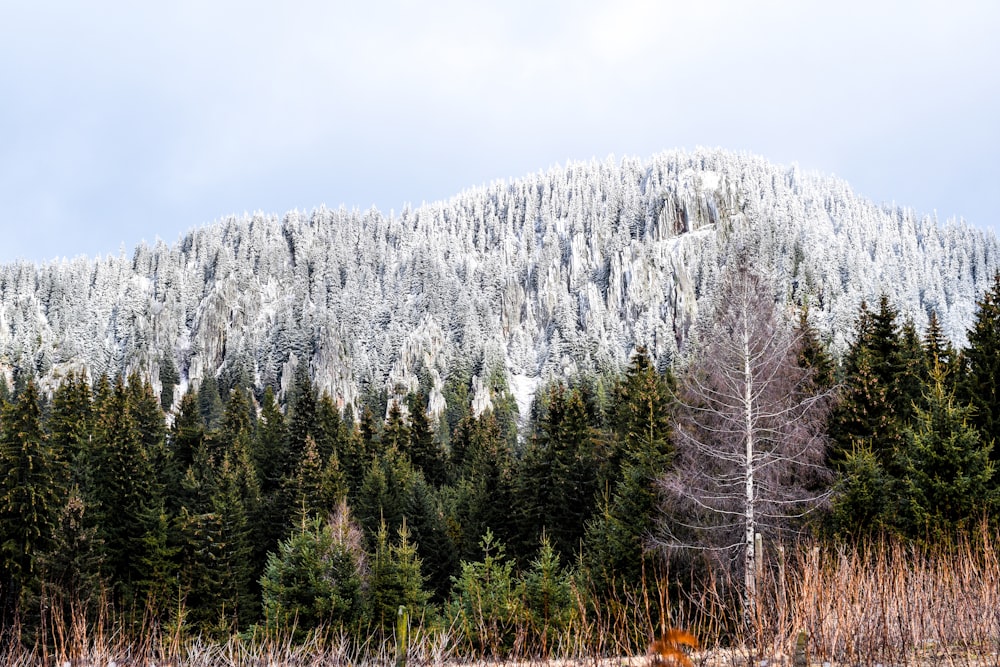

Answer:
[658,258,832,629]
[743,326,757,612]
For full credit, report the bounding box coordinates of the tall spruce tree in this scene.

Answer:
[407,391,448,487]
[0,379,66,631]
[961,272,1000,456]
[897,369,996,539]
[583,348,673,591]
[89,376,156,603]
[828,298,905,470]
[514,384,598,563]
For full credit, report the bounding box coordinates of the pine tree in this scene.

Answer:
[828,444,891,537]
[89,376,156,603]
[159,352,180,412]
[582,348,674,591]
[896,369,996,539]
[796,306,835,390]
[521,534,576,651]
[35,488,105,644]
[197,374,225,431]
[514,384,598,562]
[447,413,517,558]
[171,391,205,473]
[366,519,430,630]
[251,386,288,559]
[285,364,318,472]
[260,501,366,637]
[828,300,905,471]
[406,391,448,487]
[0,379,67,629]
[961,272,1000,455]
[48,371,94,482]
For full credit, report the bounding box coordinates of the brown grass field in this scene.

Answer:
[5,529,999,666]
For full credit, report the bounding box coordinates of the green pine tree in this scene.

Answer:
[896,369,997,539]
[961,272,1000,457]
[260,500,367,638]
[0,379,67,631]
[366,518,430,630]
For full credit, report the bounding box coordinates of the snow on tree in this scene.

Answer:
[0,149,995,419]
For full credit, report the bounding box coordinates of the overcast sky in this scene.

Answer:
[2,1,998,264]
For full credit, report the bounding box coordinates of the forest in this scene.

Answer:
[2,258,1000,665]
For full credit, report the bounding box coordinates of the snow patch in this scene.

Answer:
[509,373,540,429]
[699,170,720,191]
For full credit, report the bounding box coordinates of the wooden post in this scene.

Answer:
[793,630,808,667]
[395,605,409,667]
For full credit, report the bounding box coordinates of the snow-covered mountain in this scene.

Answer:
[2,148,996,416]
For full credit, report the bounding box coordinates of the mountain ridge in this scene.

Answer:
[1,148,996,418]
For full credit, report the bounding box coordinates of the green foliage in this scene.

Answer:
[446,529,522,657]
[583,347,674,591]
[159,352,180,411]
[260,502,366,637]
[197,374,224,431]
[406,391,448,487]
[896,372,997,539]
[961,271,1000,455]
[514,384,599,562]
[520,535,577,650]
[0,379,66,627]
[828,300,906,471]
[796,306,835,390]
[829,444,891,537]
[366,519,430,630]
[446,413,517,559]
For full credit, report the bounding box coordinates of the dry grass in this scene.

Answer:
[5,530,1000,666]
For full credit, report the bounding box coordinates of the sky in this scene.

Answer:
[2,1,998,264]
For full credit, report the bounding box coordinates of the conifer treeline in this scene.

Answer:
[1,273,1000,651]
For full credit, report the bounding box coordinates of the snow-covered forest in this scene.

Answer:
[1,148,996,416]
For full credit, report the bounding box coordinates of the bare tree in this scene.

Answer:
[658,259,832,617]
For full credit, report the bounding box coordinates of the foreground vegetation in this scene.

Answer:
[1,528,999,665]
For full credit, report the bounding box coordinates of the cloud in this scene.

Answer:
[0,1,998,262]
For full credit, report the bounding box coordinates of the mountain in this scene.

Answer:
[1,148,996,418]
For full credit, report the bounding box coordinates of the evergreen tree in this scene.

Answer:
[828,444,891,537]
[446,529,521,657]
[35,488,105,645]
[285,364,318,472]
[446,413,517,558]
[514,384,598,562]
[406,391,448,487]
[961,272,1000,455]
[895,317,925,424]
[896,370,996,539]
[213,435,262,627]
[521,534,576,652]
[251,386,288,558]
[260,501,367,637]
[381,400,410,455]
[582,348,674,590]
[197,374,225,431]
[366,519,430,630]
[159,352,180,412]
[89,376,156,603]
[828,300,905,470]
[922,310,958,381]
[0,379,66,630]
[316,392,343,466]
[796,306,835,390]
[48,371,94,483]
[171,391,205,473]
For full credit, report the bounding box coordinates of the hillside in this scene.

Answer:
[1,148,996,415]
